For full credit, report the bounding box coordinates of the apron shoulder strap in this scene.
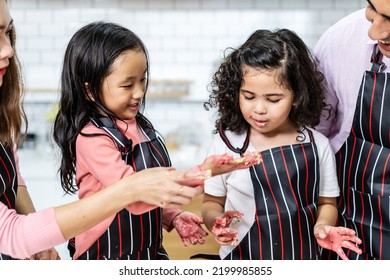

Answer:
[305,127,315,143]
[89,115,133,151]
[218,122,250,156]
[136,114,159,141]
[371,44,385,72]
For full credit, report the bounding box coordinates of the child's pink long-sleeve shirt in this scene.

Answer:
[73,118,180,259]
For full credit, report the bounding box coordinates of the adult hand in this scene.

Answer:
[211,210,243,246]
[195,152,262,177]
[131,167,206,209]
[314,225,362,260]
[173,211,208,246]
[29,247,61,260]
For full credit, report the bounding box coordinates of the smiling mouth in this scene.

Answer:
[128,103,139,110]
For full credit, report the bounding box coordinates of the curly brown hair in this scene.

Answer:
[204,29,327,134]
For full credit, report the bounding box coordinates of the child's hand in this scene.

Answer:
[196,152,262,177]
[314,225,362,260]
[172,211,208,246]
[211,211,244,246]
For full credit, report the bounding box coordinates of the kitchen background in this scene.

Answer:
[11,0,366,259]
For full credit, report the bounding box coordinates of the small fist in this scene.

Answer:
[212,211,243,246]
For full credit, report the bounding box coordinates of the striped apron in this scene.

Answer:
[220,127,320,260]
[322,45,390,260]
[76,115,171,260]
[0,143,18,260]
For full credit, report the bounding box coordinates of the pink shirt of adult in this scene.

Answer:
[74,118,180,259]
[314,9,390,153]
[0,147,65,259]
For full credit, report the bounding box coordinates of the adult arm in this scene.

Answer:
[13,146,60,260]
[0,204,63,260]
[13,144,35,215]
[0,167,203,259]
[14,186,35,214]
[313,31,339,138]
[57,167,203,239]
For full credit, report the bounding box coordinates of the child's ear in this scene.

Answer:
[84,82,95,101]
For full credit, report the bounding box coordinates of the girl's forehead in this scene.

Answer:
[242,65,281,78]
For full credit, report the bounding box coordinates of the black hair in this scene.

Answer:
[53,21,150,194]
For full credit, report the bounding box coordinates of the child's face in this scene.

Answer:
[100,50,147,120]
[239,66,295,136]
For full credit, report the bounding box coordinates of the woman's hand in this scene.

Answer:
[130,167,208,209]
[211,210,243,246]
[172,211,208,246]
[314,225,362,260]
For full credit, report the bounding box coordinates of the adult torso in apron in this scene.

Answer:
[220,127,320,260]
[323,46,390,260]
[76,115,171,260]
[0,143,18,260]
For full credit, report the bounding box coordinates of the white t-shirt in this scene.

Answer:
[204,127,340,259]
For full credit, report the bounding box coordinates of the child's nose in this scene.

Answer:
[254,102,266,114]
[133,83,145,99]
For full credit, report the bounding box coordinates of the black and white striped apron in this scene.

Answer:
[220,127,320,260]
[322,45,390,260]
[75,115,171,260]
[0,143,18,260]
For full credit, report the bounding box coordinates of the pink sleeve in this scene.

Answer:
[0,203,66,259]
[12,145,26,187]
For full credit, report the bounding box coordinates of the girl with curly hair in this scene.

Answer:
[201,29,362,260]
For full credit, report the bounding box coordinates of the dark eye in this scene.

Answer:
[268,99,281,103]
[5,28,13,38]
[123,84,133,89]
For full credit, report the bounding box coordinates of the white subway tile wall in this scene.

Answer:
[11,0,366,150]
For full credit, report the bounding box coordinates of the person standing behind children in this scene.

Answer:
[314,1,390,260]
[53,21,258,260]
[201,29,362,260]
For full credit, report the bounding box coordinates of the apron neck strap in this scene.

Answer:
[218,122,250,156]
[371,44,385,72]
[89,115,133,152]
